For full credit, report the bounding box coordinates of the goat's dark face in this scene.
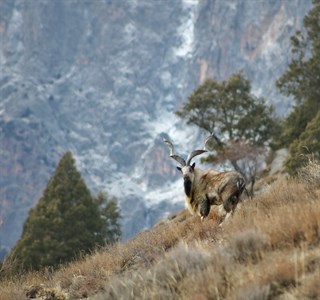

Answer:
[163,138,206,197]
[177,163,195,196]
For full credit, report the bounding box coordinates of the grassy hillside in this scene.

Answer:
[1,162,320,300]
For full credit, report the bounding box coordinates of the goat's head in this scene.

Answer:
[163,138,207,183]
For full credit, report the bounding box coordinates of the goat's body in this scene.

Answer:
[163,137,246,222]
[184,168,246,219]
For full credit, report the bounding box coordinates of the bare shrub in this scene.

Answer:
[184,213,220,243]
[228,229,268,264]
[93,243,234,300]
[0,281,26,300]
[179,245,234,299]
[153,243,212,299]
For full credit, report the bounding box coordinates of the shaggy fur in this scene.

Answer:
[181,167,246,220]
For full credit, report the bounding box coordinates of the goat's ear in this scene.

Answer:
[177,166,182,172]
[191,162,196,169]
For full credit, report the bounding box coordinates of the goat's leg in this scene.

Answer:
[219,211,232,226]
[200,194,211,221]
[223,192,240,214]
[217,204,227,218]
[219,193,240,226]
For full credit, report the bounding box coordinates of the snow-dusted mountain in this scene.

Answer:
[0,0,311,252]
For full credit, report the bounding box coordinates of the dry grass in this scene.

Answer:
[1,162,320,299]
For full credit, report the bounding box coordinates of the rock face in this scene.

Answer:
[0,0,311,252]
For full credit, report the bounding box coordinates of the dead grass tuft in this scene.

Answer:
[224,178,320,252]
[235,284,270,300]
[184,212,220,243]
[228,229,268,264]
[266,260,298,298]
[94,243,234,300]
[0,281,26,300]
[299,272,320,299]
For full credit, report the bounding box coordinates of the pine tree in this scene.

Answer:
[285,111,320,174]
[9,151,115,271]
[276,0,320,150]
[94,192,121,244]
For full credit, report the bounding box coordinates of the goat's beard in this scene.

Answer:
[184,179,192,197]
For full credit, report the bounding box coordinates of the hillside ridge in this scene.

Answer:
[1,161,320,299]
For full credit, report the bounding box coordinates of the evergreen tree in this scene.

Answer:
[9,151,119,271]
[94,192,121,244]
[285,111,320,174]
[176,71,279,184]
[276,0,320,150]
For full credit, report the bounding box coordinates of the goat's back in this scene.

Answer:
[198,169,245,201]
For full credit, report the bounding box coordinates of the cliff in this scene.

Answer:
[0,0,312,252]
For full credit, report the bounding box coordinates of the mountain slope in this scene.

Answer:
[1,161,320,299]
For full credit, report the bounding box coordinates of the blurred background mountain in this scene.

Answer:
[0,0,311,254]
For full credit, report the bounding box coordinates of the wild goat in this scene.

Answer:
[164,138,246,221]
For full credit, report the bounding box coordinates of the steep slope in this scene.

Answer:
[1,162,320,299]
[0,0,312,252]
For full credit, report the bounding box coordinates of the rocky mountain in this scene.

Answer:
[0,0,312,254]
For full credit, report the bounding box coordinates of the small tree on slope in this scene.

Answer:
[8,151,120,272]
[176,71,279,189]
